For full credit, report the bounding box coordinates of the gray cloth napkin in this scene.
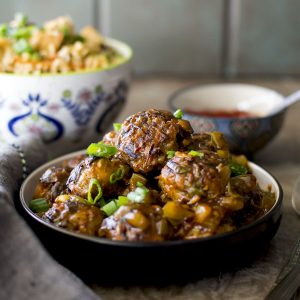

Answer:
[0,135,100,300]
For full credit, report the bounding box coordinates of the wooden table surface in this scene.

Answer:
[92,77,300,300]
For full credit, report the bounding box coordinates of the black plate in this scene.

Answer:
[19,151,283,285]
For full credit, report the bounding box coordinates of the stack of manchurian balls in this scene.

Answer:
[32,109,275,241]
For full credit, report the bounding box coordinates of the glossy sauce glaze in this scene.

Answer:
[31,109,275,242]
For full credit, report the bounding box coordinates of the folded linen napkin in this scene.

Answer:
[0,135,100,300]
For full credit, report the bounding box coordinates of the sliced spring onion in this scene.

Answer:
[116,196,129,207]
[113,123,122,132]
[13,38,33,54]
[86,142,117,158]
[228,161,248,177]
[11,25,36,39]
[63,33,85,45]
[0,24,8,37]
[167,150,176,159]
[130,173,147,187]
[14,13,28,27]
[136,181,144,187]
[29,198,49,213]
[189,150,204,158]
[99,197,106,208]
[173,109,183,119]
[127,186,149,203]
[30,52,41,60]
[61,26,70,36]
[101,200,118,216]
[87,178,103,205]
[109,166,125,184]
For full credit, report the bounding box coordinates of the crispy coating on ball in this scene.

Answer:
[44,195,104,236]
[159,151,228,204]
[116,109,193,173]
[102,130,119,146]
[99,203,172,241]
[67,156,130,198]
[34,167,69,202]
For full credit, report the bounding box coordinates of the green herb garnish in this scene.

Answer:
[173,109,183,119]
[127,186,149,203]
[11,25,37,39]
[87,178,103,204]
[63,34,85,45]
[99,197,106,207]
[109,166,125,184]
[229,161,248,177]
[189,150,204,158]
[13,38,34,54]
[167,150,176,159]
[86,142,117,158]
[113,123,122,132]
[101,200,118,216]
[116,196,129,207]
[0,24,8,37]
[14,13,28,28]
[29,198,49,213]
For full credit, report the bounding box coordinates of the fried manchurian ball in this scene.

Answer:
[116,109,193,173]
[67,156,130,199]
[34,167,70,203]
[44,195,104,236]
[187,132,229,158]
[102,130,118,146]
[99,203,172,241]
[159,151,229,205]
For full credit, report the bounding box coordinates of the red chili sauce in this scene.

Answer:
[185,109,255,118]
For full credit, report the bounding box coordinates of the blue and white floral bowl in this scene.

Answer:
[168,83,287,156]
[0,38,132,157]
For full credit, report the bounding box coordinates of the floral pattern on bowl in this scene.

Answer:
[0,38,132,157]
[8,94,64,143]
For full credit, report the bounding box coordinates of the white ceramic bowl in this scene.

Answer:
[0,38,132,157]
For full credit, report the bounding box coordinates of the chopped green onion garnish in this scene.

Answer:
[109,166,125,184]
[130,173,147,186]
[61,26,70,36]
[113,123,122,132]
[14,13,28,27]
[189,150,204,158]
[99,198,106,208]
[101,200,118,216]
[167,150,176,159]
[86,142,117,158]
[0,24,8,37]
[29,198,49,213]
[30,52,41,60]
[127,186,149,203]
[87,178,103,205]
[229,161,248,177]
[11,25,37,39]
[13,38,33,54]
[63,34,84,45]
[173,109,183,119]
[136,181,144,187]
[116,196,129,207]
